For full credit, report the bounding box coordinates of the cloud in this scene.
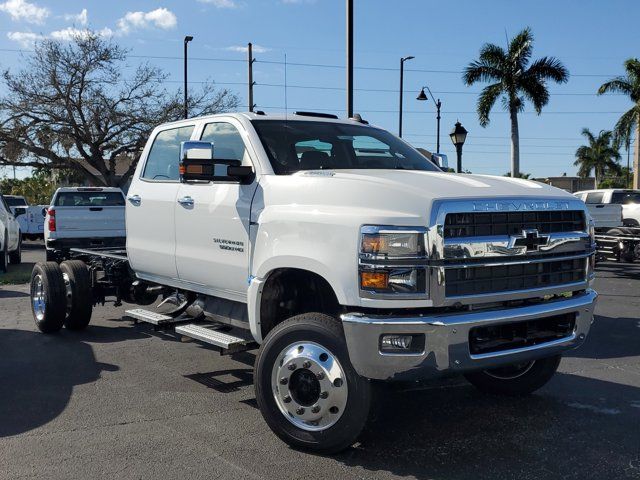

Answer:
[6,30,43,48]
[63,8,88,26]
[116,8,177,35]
[0,0,49,24]
[226,44,270,54]
[197,0,237,7]
[49,26,114,42]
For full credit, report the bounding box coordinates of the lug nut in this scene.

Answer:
[320,391,328,399]
[288,363,297,371]
[283,395,291,403]
[296,407,305,415]
[316,371,325,380]
[311,405,320,413]
[279,377,288,385]
[303,361,311,369]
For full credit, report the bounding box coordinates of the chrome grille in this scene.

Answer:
[445,257,587,297]
[444,210,585,238]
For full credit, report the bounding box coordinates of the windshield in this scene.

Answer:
[54,191,125,207]
[252,120,440,175]
[611,191,640,204]
[5,196,27,207]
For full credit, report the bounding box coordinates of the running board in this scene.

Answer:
[175,323,256,353]
[124,308,187,326]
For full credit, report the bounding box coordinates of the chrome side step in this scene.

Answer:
[175,323,253,351]
[124,308,185,326]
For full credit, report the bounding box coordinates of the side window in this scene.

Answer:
[200,122,248,163]
[142,125,195,181]
[585,192,604,204]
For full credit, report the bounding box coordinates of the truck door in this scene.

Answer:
[174,120,258,300]
[126,124,195,281]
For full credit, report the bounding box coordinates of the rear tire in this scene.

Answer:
[60,260,93,330]
[464,355,561,396]
[254,313,371,454]
[9,234,21,265]
[31,262,67,333]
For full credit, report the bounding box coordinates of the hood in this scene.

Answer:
[310,170,573,201]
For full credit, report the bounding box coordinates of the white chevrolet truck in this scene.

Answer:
[29,112,598,453]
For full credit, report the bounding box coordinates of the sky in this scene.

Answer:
[0,0,639,180]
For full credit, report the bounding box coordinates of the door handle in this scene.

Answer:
[177,196,194,207]
[127,194,141,206]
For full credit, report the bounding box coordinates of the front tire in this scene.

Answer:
[31,262,67,333]
[254,313,371,454]
[0,235,7,273]
[60,260,93,330]
[9,234,21,265]
[464,355,561,396]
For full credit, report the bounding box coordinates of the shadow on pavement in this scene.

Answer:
[0,288,30,298]
[0,326,147,438]
[333,373,640,480]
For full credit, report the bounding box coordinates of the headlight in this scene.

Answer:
[359,226,427,296]
[360,226,425,258]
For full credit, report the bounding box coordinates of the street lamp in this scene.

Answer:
[398,55,414,138]
[449,121,468,173]
[184,35,194,119]
[416,86,442,154]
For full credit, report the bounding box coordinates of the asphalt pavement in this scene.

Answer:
[1,244,639,480]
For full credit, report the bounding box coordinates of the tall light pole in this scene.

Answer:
[398,55,414,138]
[449,121,468,173]
[184,35,193,119]
[416,86,442,154]
[346,0,354,118]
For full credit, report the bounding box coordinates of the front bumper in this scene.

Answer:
[341,289,597,381]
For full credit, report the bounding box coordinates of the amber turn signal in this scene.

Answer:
[360,271,389,290]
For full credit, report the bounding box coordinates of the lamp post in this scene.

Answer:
[416,86,442,154]
[398,55,414,138]
[449,121,468,173]
[183,35,194,119]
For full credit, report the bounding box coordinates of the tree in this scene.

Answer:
[0,33,239,188]
[574,129,621,187]
[463,27,569,177]
[597,58,640,188]
[503,171,531,179]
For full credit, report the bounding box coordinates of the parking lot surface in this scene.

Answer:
[1,246,639,480]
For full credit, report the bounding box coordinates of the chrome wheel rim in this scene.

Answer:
[484,361,535,380]
[62,272,72,315]
[32,274,46,321]
[271,341,348,432]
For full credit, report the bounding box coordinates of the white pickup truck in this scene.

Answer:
[4,195,47,240]
[44,187,126,261]
[575,189,640,227]
[29,112,597,453]
[0,193,22,271]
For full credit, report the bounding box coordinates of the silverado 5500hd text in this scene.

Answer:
[30,112,597,453]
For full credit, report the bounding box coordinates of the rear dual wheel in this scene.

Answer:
[31,260,92,333]
[254,313,371,454]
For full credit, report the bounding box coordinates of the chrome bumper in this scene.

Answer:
[341,289,597,381]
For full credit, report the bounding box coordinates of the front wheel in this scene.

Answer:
[0,235,7,273]
[464,355,561,396]
[254,313,371,454]
[9,234,21,265]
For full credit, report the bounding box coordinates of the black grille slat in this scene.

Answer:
[444,210,585,238]
[445,258,586,296]
[469,313,576,355]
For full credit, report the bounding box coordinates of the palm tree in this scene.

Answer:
[463,27,569,177]
[597,58,640,188]
[574,129,621,187]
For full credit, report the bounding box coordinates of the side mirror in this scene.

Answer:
[180,141,254,183]
[431,153,448,170]
[14,207,26,217]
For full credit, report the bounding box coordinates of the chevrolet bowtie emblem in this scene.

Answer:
[509,229,549,252]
